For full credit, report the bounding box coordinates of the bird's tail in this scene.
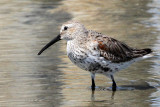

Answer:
[132,48,153,59]
[142,48,152,54]
[133,48,152,55]
[140,48,153,59]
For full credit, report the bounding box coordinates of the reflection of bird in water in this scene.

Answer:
[91,90,116,102]
[38,21,152,91]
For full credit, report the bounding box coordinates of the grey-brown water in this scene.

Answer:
[0,0,160,107]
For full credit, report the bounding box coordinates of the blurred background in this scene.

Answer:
[0,0,160,107]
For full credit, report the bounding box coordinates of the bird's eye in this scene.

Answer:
[64,26,68,30]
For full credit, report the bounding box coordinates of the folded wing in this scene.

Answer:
[89,30,152,63]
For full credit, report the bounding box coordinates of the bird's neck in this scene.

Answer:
[67,37,87,55]
[66,31,88,54]
[67,38,87,48]
[69,31,88,44]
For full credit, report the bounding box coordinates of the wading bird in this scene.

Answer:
[38,21,152,91]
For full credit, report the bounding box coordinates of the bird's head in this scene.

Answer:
[38,21,87,55]
[60,21,87,40]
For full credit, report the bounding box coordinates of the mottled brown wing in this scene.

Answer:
[97,37,137,63]
[88,30,152,63]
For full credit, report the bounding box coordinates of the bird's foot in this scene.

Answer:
[112,86,117,91]
[90,86,99,90]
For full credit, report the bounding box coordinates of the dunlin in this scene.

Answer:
[38,21,152,91]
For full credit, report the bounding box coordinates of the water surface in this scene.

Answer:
[0,0,160,107]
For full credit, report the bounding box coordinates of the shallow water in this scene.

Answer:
[0,0,160,107]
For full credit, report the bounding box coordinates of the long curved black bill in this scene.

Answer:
[38,34,61,55]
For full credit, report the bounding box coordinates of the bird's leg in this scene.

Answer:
[110,75,117,91]
[91,73,95,90]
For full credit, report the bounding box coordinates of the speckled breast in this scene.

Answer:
[67,52,89,70]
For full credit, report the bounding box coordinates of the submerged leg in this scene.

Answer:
[91,73,95,90]
[110,75,117,91]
